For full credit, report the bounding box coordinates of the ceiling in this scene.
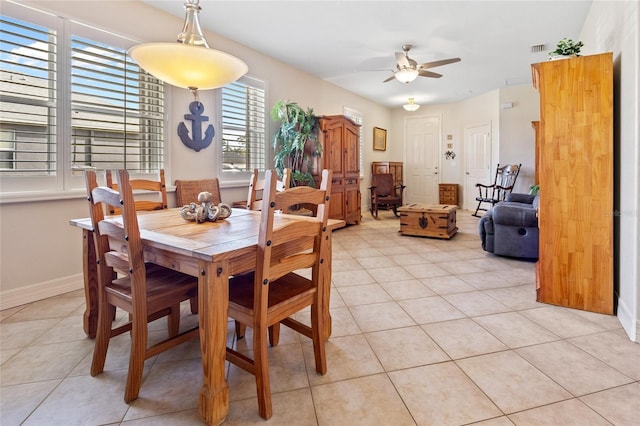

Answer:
[142,1,593,108]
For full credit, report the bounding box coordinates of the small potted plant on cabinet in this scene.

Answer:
[271,100,321,186]
[548,37,584,60]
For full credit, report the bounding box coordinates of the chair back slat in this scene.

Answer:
[106,169,167,213]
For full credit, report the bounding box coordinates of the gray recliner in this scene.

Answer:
[478,193,539,260]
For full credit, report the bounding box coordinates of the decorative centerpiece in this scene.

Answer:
[180,191,232,223]
[548,38,584,60]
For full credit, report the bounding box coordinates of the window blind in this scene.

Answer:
[221,77,266,173]
[70,35,164,173]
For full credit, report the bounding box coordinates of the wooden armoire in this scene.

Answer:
[531,53,614,314]
[312,115,361,225]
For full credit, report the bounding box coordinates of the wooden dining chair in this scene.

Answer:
[85,169,199,403]
[105,169,168,214]
[226,169,332,419]
[246,168,290,210]
[175,178,221,206]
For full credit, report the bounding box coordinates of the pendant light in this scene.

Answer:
[403,98,420,111]
[128,0,248,94]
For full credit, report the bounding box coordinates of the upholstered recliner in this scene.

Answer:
[478,193,539,259]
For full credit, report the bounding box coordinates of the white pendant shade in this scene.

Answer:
[128,0,247,91]
[403,98,420,111]
[129,43,247,90]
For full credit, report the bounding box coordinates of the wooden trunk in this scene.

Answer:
[398,204,457,239]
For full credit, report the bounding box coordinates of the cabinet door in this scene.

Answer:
[325,126,344,178]
[328,185,345,220]
[344,125,359,177]
[344,185,361,224]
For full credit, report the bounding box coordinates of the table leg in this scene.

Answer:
[82,229,99,338]
[322,231,334,340]
[198,260,230,426]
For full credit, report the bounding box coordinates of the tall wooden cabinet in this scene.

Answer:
[313,115,361,225]
[531,53,614,314]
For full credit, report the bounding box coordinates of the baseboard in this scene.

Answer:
[0,274,84,310]
[616,294,638,342]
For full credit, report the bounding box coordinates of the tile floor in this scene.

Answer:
[2,211,639,425]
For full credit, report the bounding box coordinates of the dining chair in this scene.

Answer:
[246,168,291,210]
[105,169,168,214]
[85,169,199,403]
[226,169,332,419]
[175,178,221,206]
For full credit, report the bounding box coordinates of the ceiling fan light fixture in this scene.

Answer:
[403,98,420,111]
[128,0,248,92]
[395,68,419,83]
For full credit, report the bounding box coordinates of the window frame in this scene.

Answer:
[0,3,168,199]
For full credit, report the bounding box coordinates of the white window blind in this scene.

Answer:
[220,76,266,174]
[0,16,57,175]
[70,35,164,173]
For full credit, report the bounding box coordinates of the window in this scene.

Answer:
[220,76,266,176]
[344,107,364,175]
[0,7,164,194]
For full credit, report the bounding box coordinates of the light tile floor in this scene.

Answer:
[2,211,639,425]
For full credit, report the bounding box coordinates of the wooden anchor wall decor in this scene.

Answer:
[178,101,215,152]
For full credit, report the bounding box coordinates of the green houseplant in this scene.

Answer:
[271,100,321,186]
[548,38,584,59]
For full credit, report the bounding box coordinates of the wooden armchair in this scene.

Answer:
[226,169,331,419]
[85,169,199,403]
[472,163,521,217]
[369,173,406,218]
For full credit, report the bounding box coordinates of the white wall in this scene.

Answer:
[498,85,540,194]
[579,0,639,341]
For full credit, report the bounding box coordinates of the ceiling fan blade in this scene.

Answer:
[420,58,461,69]
[395,52,410,68]
[383,74,396,83]
[418,69,443,78]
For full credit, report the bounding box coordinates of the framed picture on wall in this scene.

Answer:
[373,127,387,151]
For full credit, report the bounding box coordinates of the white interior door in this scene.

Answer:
[405,116,440,205]
[464,124,491,210]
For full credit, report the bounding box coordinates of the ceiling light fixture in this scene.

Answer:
[128,0,248,96]
[395,67,419,84]
[403,98,420,111]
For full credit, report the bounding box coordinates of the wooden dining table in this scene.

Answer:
[69,207,344,425]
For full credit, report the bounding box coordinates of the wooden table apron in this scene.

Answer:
[70,208,342,426]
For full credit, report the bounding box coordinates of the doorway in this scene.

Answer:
[464,123,491,210]
[404,116,440,204]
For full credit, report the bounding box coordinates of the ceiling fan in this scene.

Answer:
[384,44,461,83]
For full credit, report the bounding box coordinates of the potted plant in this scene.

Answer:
[271,100,321,187]
[548,38,584,60]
